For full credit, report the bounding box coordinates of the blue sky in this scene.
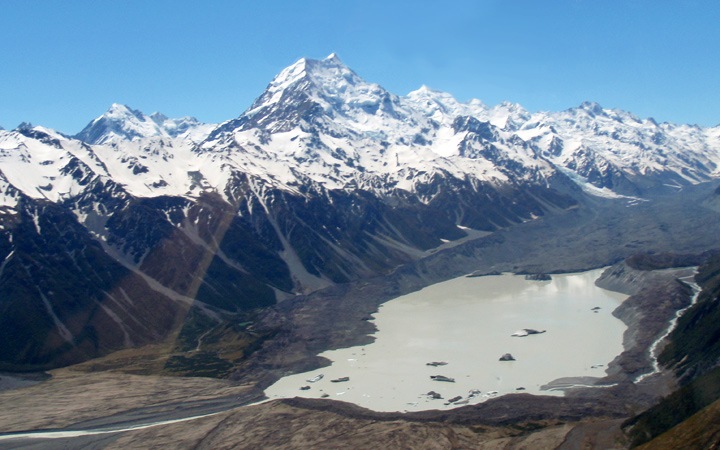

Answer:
[2,0,719,133]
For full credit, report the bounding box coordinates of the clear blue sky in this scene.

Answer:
[2,0,719,133]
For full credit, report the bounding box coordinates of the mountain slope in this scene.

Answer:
[0,54,718,370]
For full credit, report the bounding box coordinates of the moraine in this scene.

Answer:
[263,268,627,412]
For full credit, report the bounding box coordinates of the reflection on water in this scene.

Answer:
[264,269,628,412]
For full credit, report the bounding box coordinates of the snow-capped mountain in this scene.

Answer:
[74,103,211,145]
[405,86,531,131]
[0,53,718,370]
[195,53,555,196]
[6,54,715,208]
[517,102,720,195]
[405,86,719,196]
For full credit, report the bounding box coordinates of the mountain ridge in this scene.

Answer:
[54,55,718,201]
[0,54,718,370]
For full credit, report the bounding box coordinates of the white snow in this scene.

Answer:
[0,55,717,217]
[554,165,643,200]
[38,290,75,344]
[0,249,13,279]
[93,294,134,347]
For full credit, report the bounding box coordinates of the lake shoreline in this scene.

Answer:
[263,270,629,412]
[0,258,699,446]
[238,257,696,423]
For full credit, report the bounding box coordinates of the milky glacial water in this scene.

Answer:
[264,269,628,412]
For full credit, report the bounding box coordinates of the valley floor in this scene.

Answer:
[0,264,695,449]
[1,186,719,449]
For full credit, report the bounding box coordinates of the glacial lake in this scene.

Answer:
[263,269,628,412]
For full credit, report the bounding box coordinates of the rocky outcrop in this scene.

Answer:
[524,273,552,281]
[430,375,455,382]
[511,329,546,337]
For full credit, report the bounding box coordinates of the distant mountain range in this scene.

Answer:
[0,53,718,369]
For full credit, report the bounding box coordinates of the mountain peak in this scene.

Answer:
[409,85,443,96]
[264,53,352,95]
[497,100,526,111]
[104,103,146,122]
[15,122,34,131]
[406,85,462,117]
[324,52,341,62]
[109,102,131,111]
[406,86,490,124]
[578,101,605,116]
[75,104,203,144]
[240,54,395,132]
[149,112,169,123]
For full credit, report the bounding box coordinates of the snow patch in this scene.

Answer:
[38,290,75,345]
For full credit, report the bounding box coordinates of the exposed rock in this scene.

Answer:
[525,273,552,281]
[430,375,455,382]
[466,271,502,278]
[625,252,706,271]
[511,329,546,337]
[500,353,516,361]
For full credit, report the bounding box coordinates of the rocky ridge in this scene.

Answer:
[0,54,719,370]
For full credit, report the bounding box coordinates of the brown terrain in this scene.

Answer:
[0,258,699,449]
[3,191,720,448]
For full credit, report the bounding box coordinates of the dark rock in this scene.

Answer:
[524,273,552,281]
[499,353,516,361]
[511,329,546,337]
[426,391,443,400]
[430,375,455,382]
[466,271,502,278]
